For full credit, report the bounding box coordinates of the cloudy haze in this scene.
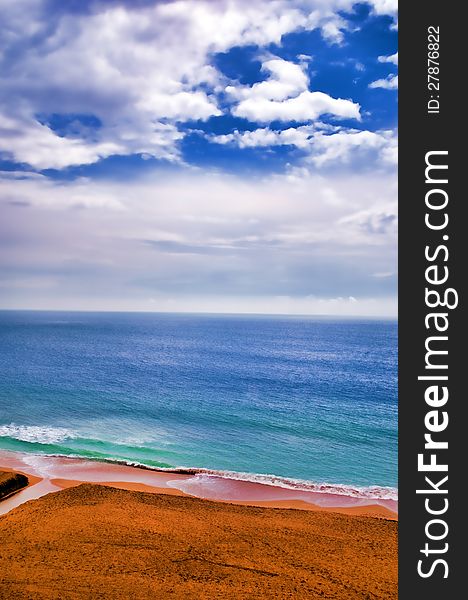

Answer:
[0,0,397,316]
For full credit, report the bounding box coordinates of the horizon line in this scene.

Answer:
[0,307,398,320]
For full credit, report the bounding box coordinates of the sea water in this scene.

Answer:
[0,311,397,498]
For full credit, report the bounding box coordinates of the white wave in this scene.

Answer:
[0,424,77,444]
[58,455,397,501]
[45,455,397,501]
[178,469,398,501]
[0,442,397,501]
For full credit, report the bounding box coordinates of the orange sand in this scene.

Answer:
[51,477,187,496]
[50,476,397,519]
[0,483,398,599]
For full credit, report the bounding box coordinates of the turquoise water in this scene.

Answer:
[0,311,397,494]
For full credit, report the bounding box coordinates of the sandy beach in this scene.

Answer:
[0,480,397,599]
[0,450,397,519]
[0,451,397,598]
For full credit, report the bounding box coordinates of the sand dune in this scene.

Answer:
[0,483,397,599]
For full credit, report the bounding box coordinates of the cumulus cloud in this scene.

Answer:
[0,114,183,169]
[233,90,360,122]
[0,1,398,316]
[305,129,397,167]
[228,57,360,123]
[368,0,398,18]
[211,125,397,170]
[370,51,398,91]
[0,0,396,170]
[378,52,398,65]
[211,124,332,149]
[227,58,309,102]
[369,74,398,90]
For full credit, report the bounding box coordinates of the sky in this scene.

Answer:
[0,0,398,316]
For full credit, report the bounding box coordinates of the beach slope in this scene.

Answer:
[0,483,397,599]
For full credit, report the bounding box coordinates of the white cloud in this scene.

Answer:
[0,0,396,170]
[227,58,309,102]
[368,0,398,18]
[319,14,349,44]
[233,90,361,122]
[228,57,360,122]
[306,129,397,167]
[371,51,398,92]
[212,124,329,149]
[212,125,397,170]
[369,74,398,90]
[0,114,182,170]
[135,91,221,121]
[378,52,398,65]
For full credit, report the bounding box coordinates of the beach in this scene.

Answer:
[0,469,397,599]
[0,312,398,500]
[0,312,398,597]
[0,450,397,518]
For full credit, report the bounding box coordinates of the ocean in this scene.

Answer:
[0,311,397,498]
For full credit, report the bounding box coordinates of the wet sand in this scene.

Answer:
[0,450,398,519]
[0,483,398,599]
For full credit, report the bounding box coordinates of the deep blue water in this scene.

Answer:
[0,311,397,491]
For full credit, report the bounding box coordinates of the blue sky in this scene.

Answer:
[0,0,397,316]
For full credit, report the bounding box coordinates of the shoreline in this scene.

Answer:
[0,449,397,519]
[0,441,398,500]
